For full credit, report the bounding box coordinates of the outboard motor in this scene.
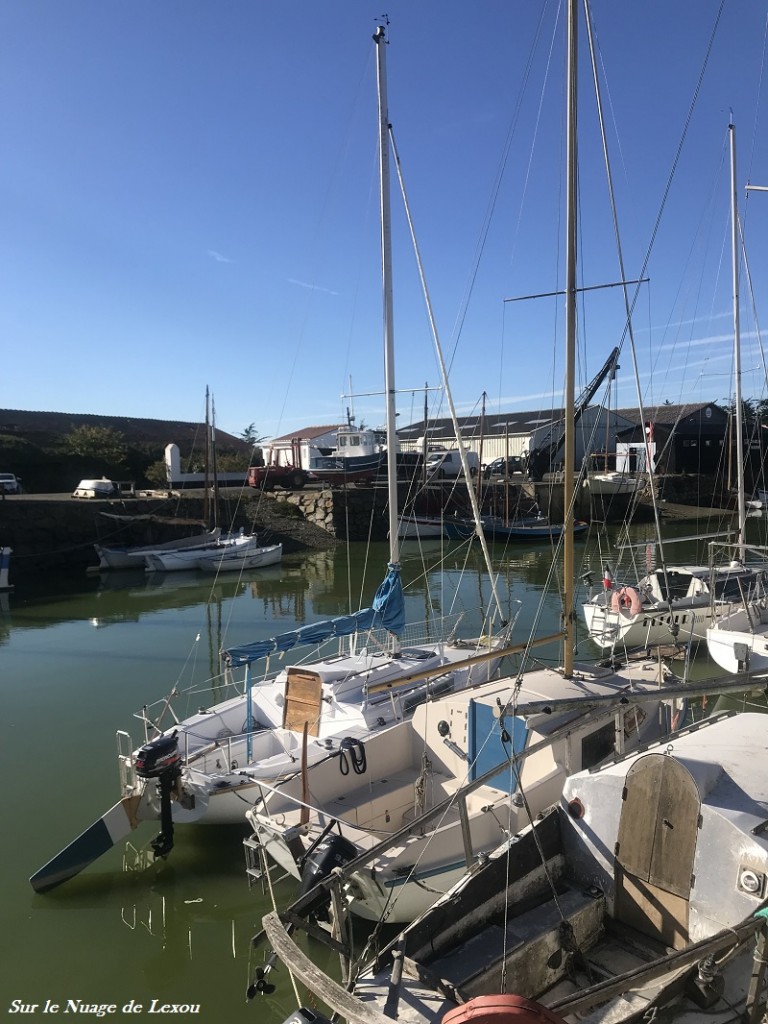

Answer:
[297,834,358,918]
[134,731,181,860]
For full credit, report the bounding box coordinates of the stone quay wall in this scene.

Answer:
[0,486,391,576]
[0,475,721,577]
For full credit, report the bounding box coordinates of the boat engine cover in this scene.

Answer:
[135,732,181,779]
[298,834,358,899]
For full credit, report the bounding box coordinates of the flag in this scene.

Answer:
[603,565,614,590]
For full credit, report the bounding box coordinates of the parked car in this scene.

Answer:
[0,473,22,494]
[483,455,524,479]
[425,450,480,479]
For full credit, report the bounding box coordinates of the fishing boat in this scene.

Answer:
[28,26,512,895]
[309,425,387,485]
[260,710,768,1024]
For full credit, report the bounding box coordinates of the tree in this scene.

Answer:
[240,423,267,445]
[63,425,128,464]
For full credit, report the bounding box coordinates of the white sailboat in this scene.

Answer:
[262,711,768,1024]
[28,27,512,895]
[251,10,768,1019]
[244,661,686,925]
[582,123,767,654]
[240,14,703,929]
[705,123,768,675]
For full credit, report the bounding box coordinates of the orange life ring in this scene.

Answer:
[441,995,567,1024]
[610,585,642,616]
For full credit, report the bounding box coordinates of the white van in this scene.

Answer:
[425,450,480,479]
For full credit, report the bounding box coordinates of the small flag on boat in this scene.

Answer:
[603,565,614,590]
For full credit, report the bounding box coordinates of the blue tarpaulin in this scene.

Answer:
[224,564,404,667]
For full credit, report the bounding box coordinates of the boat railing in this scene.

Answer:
[116,730,138,797]
[134,671,248,737]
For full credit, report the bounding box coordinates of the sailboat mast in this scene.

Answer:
[730,122,746,559]
[563,0,578,677]
[374,25,400,568]
[203,385,211,530]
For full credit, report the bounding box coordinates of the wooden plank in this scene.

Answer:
[283,671,323,737]
[262,911,394,1024]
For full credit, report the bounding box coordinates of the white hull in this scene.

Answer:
[279,714,768,1024]
[582,595,715,648]
[706,600,768,674]
[119,626,511,834]
[397,515,446,540]
[245,660,680,924]
[582,562,766,650]
[584,471,645,497]
[95,529,223,570]
[145,533,263,572]
[196,543,283,572]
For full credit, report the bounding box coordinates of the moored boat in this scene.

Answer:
[195,542,283,573]
[94,528,223,570]
[259,711,768,1024]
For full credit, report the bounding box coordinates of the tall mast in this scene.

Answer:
[730,121,745,559]
[210,391,220,532]
[203,385,211,529]
[374,24,400,568]
[563,0,578,676]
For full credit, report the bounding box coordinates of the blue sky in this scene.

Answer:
[2,1,768,442]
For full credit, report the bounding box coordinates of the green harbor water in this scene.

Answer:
[2,522,764,1023]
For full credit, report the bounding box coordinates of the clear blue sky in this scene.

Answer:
[2,1,768,442]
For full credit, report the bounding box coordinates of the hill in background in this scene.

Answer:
[0,407,252,492]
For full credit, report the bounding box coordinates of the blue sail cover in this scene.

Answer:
[224,564,404,667]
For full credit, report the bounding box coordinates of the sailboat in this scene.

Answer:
[28,29,512,895]
[260,711,768,1024]
[244,660,689,925]
[583,122,768,654]
[705,123,768,675]
[239,15,705,930]
[93,388,264,572]
[250,10,768,1020]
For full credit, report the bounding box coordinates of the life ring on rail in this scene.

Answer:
[610,585,642,617]
[442,995,567,1024]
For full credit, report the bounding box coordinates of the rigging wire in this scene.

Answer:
[388,124,507,627]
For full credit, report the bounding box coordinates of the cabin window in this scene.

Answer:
[581,721,616,771]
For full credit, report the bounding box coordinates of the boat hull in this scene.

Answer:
[196,544,283,572]
[706,601,768,674]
